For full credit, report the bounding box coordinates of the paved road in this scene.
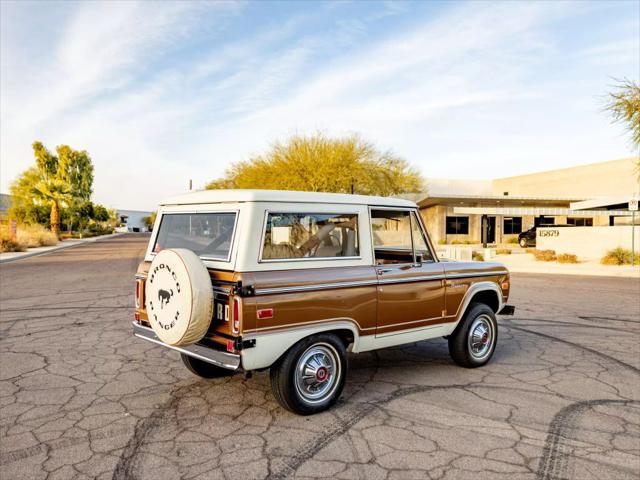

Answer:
[1,235,638,480]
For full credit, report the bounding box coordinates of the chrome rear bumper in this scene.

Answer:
[132,322,241,371]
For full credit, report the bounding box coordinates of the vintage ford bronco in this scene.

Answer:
[133,190,514,414]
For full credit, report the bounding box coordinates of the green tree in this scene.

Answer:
[10,142,95,235]
[9,167,48,225]
[206,133,424,196]
[605,78,640,147]
[31,142,72,235]
[57,144,94,201]
[93,204,110,222]
[142,212,157,231]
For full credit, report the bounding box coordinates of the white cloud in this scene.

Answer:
[1,0,637,210]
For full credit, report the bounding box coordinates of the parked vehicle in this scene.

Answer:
[518,224,575,248]
[133,190,515,415]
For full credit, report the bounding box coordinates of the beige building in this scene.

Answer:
[408,157,639,245]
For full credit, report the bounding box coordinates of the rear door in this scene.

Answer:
[371,208,445,336]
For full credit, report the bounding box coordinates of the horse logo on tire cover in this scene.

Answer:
[158,289,173,309]
[147,260,182,332]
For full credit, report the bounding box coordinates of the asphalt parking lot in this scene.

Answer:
[1,234,638,480]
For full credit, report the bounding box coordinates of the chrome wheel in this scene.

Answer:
[294,343,341,404]
[468,315,494,360]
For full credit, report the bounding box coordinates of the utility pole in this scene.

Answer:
[189,179,193,191]
[632,210,636,266]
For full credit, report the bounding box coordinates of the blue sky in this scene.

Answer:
[1,0,638,210]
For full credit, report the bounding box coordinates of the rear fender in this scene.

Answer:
[240,320,360,371]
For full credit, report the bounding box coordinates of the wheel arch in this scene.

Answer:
[240,320,360,371]
[443,282,503,337]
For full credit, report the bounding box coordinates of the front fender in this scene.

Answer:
[441,281,504,336]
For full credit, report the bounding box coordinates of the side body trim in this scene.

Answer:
[241,281,505,366]
[355,281,504,351]
[253,270,506,296]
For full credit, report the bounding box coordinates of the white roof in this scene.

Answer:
[160,189,417,207]
[570,196,638,211]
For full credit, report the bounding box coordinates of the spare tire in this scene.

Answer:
[145,248,213,346]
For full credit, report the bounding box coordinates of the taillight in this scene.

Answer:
[135,279,145,309]
[232,297,241,334]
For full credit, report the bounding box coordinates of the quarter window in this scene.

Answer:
[410,212,434,262]
[503,217,523,234]
[446,216,469,235]
[261,213,359,260]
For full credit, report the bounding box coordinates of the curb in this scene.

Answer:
[507,266,640,279]
[0,233,128,264]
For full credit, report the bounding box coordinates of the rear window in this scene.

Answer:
[261,213,359,260]
[153,212,237,261]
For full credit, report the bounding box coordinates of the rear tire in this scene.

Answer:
[270,333,347,415]
[181,354,234,379]
[448,303,498,368]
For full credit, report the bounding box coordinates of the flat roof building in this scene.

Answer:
[409,157,639,245]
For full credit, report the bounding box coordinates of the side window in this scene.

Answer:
[370,210,413,264]
[370,209,433,265]
[261,213,359,260]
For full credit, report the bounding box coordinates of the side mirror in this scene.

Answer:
[415,252,424,264]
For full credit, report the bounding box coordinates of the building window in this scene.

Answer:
[503,217,522,234]
[567,217,593,227]
[535,216,555,226]
[446,216,469,235]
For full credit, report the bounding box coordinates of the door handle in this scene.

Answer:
[377,268,392,275]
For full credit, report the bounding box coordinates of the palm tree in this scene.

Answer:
[31,142,73,236]
[32,177,72,236]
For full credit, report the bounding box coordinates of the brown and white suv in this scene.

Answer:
[133,190,514,415]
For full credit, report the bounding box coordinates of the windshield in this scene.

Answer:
[153,212,237,261]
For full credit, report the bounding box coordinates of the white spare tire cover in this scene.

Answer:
[145,248,213,346]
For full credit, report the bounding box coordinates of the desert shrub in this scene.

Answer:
[451,239,477,245]
[601,247,638,265]
[88,223,114,235]
[534,249,557,262]
[16,224,58,248]
[496,248,512,255]
[557,253,578,264]
[506,237,519,244]
[525,248,539,254]
[472,251,484,261]
[437,239,447,245]
[1,237,26,252]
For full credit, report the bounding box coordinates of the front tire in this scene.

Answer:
[448,303,498,368]
[181,354,234,379]
[519,238,528,248]
[270,333,347,415]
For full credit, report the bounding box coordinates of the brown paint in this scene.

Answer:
[134,259,509,343]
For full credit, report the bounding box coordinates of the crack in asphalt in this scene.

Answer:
[1,235,638,480]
